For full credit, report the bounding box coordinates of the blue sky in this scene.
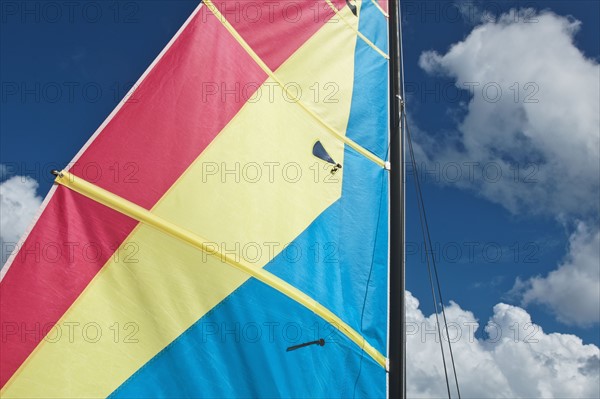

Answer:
[402,0,599,343]
[1,1,599,397]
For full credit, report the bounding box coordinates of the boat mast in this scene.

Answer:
[388,0,406,398]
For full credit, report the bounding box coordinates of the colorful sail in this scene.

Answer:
[0,0,391,397]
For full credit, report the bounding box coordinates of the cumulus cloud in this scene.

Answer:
[0,175,43,267]
[406,291,600,398]
[415,8,600,327]
[511,222,600,327]
[416,10,600,218]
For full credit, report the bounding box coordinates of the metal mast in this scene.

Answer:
[388,0,406,397]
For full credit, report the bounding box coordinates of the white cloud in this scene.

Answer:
[511,222,600,327]
[415,8,600,327]
[406,291,600,398]
[416,10,600,218]
[0,175,43,267]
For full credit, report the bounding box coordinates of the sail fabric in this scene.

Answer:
[0,1,390,398]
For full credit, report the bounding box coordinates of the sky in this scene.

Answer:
[1,0,599,398]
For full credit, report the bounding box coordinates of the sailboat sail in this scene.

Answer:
[0,0,392,397]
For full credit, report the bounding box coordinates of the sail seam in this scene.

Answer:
[53,171,387,369]
[324,0,389,58]
[203,0,386,169]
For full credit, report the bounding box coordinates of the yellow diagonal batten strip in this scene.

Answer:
[370,0,389,18]
[54,171,386,368]
[203,0,386,168]
[324,0,389,59]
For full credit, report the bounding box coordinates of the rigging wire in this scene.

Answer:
[404,111,462,399]
[405,116,452,398]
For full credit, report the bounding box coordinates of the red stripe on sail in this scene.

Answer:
[379,0,389,13]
